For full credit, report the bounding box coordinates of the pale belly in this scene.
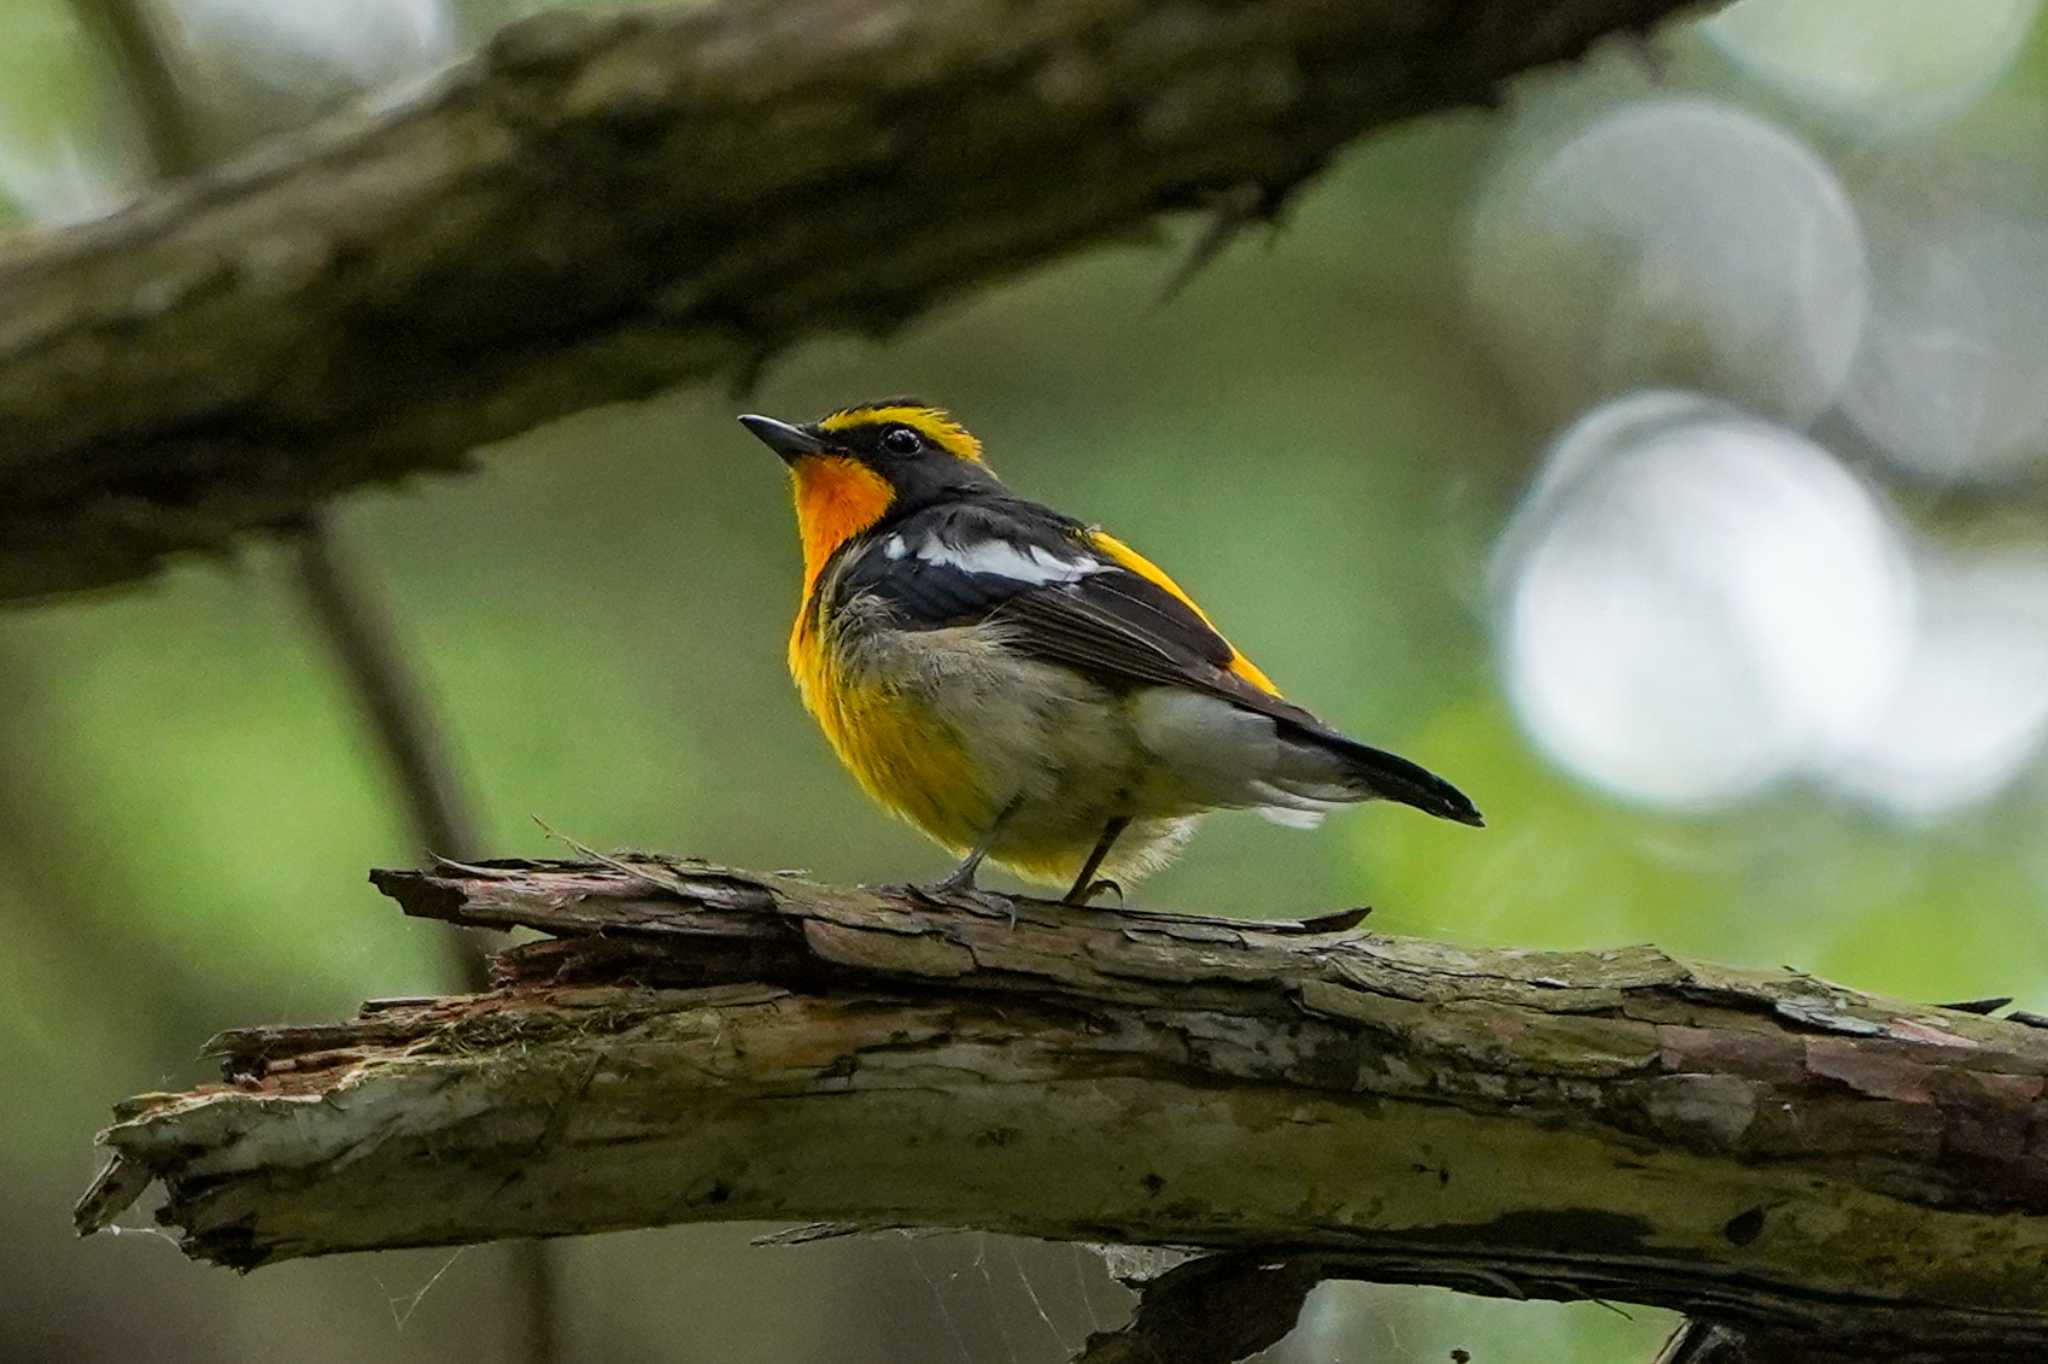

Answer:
[794,597,1369,887]
[804,620,1209,886]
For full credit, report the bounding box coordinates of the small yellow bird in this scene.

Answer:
[741,400,1481,904]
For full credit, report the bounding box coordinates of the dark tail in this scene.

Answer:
[1287,721,1484,827]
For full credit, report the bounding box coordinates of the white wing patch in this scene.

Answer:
[1248,781,1344,828]
[1257,804,1329,830]
[914,535,1105,585]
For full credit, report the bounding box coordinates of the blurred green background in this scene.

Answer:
[6,1,2048,1361]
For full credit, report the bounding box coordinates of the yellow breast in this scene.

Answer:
[789,603,994,855]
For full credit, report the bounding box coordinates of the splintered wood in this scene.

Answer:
[78,858,2048,1361]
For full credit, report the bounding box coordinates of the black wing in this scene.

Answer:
[834,498,1309,719]
[830,498,1483,827]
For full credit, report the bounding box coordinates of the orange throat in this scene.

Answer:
[790,456,896,599]
[787,455,897,702]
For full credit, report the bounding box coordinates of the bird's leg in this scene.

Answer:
[1062,817,1130,906]
[928,845,992,896]
[927,796,1022,897]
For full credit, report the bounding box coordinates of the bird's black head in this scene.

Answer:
[738,398,1005,519]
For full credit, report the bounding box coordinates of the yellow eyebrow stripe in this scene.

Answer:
[1085,529,1283,697]
[819,405,984,463]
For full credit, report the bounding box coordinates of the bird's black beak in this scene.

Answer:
[738,413,828,464]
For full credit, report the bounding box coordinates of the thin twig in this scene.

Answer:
[1150,183,1268,308]
[531,814,698,898]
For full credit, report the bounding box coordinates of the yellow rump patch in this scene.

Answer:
[820,404,984,463]
[1086,530,1283,697]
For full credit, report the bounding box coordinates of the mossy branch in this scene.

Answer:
[0,0,1708,602]
[76,857,2048,1363]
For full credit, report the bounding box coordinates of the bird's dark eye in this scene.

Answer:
[880,426,922,456]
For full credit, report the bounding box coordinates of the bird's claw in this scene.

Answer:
[909,878,1016,923]
[1063,877,1123,908]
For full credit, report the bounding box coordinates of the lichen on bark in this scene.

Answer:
[73,858,2048,1362]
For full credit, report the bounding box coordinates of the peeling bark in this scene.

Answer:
[0,0,1708,602]
[1076,1252,1324,1364]
[76,858,2048,1362]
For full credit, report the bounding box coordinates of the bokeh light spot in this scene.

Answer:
[1707,0,2040,132]
[1498,393,1911,809]
[1467,98,1868,428]
[1825,548,2048,819]
[1845,220,2048,485]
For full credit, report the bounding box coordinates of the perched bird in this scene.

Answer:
[740,400,1482,904]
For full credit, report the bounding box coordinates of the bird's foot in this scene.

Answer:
[920,852,996,900]
[1062,877,1124,909]
[909,875,1016,924]
[924,867,979,897]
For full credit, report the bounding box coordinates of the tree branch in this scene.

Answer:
[0,0,1706,603]
[76,858,2048,1362]
[1075,1253,1324,1364]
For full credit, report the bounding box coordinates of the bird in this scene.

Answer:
[739,399,1482,906]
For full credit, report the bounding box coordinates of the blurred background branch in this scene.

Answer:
[288,522,481,869]
[69,0,202,171]
[287,519,563,1363]
[0,0,1707,602]
[80,859,2048,1364]
[61,4,558,1359]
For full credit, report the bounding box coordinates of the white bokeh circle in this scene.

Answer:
[1467,98,1868,429]
[1844,219,2048,485]
[1825,548,2048,819]
[1706,0,2041,133]
[1499,393,1912,809]
[164,0,457,89]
